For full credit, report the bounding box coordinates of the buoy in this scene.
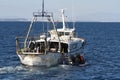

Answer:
[79,55,85,64]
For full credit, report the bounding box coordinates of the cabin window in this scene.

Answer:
[58,32,64,36]
[65,32,69,35]
[34,42,45,53]
[49,42,68,53]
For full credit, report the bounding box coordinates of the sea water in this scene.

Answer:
[0,22,120,80]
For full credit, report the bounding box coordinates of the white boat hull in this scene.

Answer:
[17,52,62,67]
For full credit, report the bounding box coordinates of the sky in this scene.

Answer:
[0,0,120,22]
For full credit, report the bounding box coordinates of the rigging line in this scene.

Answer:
[47,20,50,37]
[17,22,31,37]
[71,0,76,29]
[65,16,69,28]
[42,19,45,33]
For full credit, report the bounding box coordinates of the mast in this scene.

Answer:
[42,0,44,17]
[61,9,66,30]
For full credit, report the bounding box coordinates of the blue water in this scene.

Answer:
[0,21,120,80]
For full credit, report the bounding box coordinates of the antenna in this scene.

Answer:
[61,9,66,30]
[33,0,53,17]
[72,0,75,30]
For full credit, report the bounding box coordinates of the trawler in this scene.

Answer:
[16,0,86,67]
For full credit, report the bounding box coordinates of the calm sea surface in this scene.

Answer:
[0,22,120,80]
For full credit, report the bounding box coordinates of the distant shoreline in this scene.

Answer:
[0,18,28,22]
[1,18,120,23]
[0,21,120,23]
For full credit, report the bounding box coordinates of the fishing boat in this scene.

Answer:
[16,0,86,67]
